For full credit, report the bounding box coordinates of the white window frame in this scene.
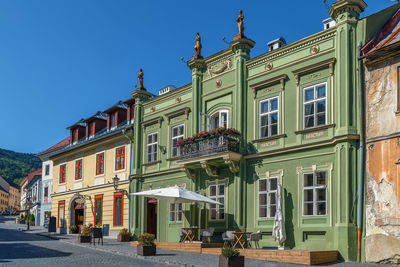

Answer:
[302,171,328,216]
[258,177,278,219]
[209,183,225,221]
[169,203,183,222]
[303,82,327,129]
[210,110,229,130]
[259,96,279,138]
[171,124,184,158]
[147,132,158,163]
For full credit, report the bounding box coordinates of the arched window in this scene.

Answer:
[210,110,229,130]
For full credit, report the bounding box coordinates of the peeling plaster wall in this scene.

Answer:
[365,57,400,138]
[365,56,400,264]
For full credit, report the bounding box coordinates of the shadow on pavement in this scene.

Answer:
[0,243,71,259]
[0,228,50,242]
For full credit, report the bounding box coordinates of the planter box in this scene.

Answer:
[137,245,156,256]
[219,255,244,267]
[117,234,131,242]
[78,235,92,243]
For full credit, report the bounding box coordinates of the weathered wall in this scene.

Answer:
[365,56,400,264]
[365,57,400,138]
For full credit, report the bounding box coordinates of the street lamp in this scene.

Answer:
[112,175,128,197]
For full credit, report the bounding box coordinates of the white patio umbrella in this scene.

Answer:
[132,186,221,239]
[131,185,222,205]
[272,184,286,248]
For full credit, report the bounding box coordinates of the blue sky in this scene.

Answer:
[0,0,395,153]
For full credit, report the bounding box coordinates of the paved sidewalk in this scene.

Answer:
[15,219,384,267]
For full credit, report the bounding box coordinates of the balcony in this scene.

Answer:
[177,128,242,177]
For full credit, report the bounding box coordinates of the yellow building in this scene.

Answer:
[8,185,20,212]
[49,104,134,237]
[0,186,9,212]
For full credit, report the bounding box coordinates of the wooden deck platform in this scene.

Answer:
[129,242,338,265]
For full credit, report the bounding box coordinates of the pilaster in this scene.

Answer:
[329,0,366,136]
[187,59,206,135]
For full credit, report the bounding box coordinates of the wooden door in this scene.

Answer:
[146,199,157,236]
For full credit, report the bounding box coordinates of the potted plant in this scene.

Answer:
[78,225,92,243]
[219,246,244,267]
[29,214,35,226]
[117,228,131,242]
[69,225,78,234]
[137,233,156,256]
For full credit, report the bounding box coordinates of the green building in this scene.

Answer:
[127,1,399,261]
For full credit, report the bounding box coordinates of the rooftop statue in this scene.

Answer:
[235,10,245,40]
[193,32,203,59]
[138,68,145,90]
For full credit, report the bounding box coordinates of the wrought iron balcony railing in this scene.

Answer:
[179,134,240,160]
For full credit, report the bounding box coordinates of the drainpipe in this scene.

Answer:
[122,126,134,232]
[357,41,365,262]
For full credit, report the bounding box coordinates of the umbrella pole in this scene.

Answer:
[198,203,201,241]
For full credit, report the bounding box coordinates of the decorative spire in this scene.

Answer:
[192,32,203,59]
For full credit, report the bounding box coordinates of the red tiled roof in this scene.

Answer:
[25,169,42,185]
[38,137,71,155]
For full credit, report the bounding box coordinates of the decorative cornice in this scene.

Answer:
[52,180,129,197]
[165,107,190,124]
[292,58,336,76]
[250,74,287,99]
[245,134,359,159]
[247,29,336,68]
[142,116,163,127]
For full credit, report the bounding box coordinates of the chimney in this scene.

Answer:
[159,85,176,96]
[268,37,286,52]
[323,18,336,30]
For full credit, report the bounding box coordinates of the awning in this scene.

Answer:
[132,185,222,205]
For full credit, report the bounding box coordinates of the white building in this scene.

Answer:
[37,137,70,227]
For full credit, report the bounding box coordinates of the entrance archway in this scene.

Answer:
[147,198,157,237]
[69,194,86,231]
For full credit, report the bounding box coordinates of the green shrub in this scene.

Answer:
[138,233,155,246]
[80,225,92,236]
[69,225,78,233]
[20,214,24,219]
[29,214,35,222]
[221,246,240,258]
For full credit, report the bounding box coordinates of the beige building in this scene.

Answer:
[49,104,134,237]
[8,185,20,212]
[0,187,9,212]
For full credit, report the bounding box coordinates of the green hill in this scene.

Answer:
[0,148,42,186]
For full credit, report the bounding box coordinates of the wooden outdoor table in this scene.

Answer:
[233,231,252,249]
[181,227,199,242]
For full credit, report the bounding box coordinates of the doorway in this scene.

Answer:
[146,198,157,237]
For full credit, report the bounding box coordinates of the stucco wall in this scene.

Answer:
[365,56,400,264]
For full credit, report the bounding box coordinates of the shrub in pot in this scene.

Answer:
[117,228,131,242]
[137,233,156,256]
[69,225,78,234]
[28,214,35,226]
[78,225,92,243]
[219,246,244,267]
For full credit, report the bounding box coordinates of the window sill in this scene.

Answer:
[143,160,161,167]
[295,124,335,135]
[166,156,181,161]
[252,134,287,143]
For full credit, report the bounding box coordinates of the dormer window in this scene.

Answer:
[89,122,95,137]
[111,112,117,128]
[73,129,79,143]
